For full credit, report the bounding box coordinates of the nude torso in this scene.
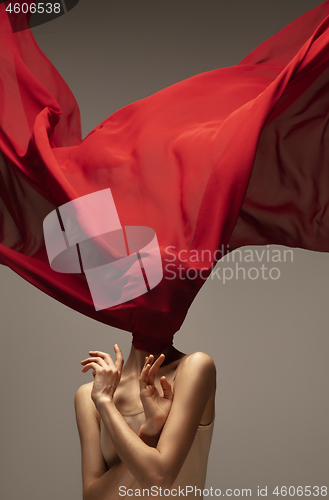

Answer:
[85,351,216,499]
[92,351,215,427]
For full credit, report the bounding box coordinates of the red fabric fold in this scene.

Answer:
[1,2,329,351]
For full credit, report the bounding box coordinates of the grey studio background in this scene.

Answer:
[1,0,329,499]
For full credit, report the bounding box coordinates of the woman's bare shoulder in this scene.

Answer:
[174,351,216,392]
[74,381,93,401]
[74,382,101,423]
[178,351,216,377]
[172,352,216,425]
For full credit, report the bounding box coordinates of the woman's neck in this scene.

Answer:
[122,343,185,377]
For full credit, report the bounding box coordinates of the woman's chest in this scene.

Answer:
[100,410,146,468]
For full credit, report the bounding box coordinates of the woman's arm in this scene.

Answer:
[82,349,216,490]
[75,382,165,500]
[75,383,136,500]
[75,352,173,500]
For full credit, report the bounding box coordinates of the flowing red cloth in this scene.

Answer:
[1,2,329,352]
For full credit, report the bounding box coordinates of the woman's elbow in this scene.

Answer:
[139,464,176,491]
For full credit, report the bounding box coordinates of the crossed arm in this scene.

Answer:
[75,348,216,500]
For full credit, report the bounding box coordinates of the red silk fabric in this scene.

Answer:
[1,2,329,352]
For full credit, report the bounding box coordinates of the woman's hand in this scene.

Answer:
[80,344,124,407]
[139,354,174,438]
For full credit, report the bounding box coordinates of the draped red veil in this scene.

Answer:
[1,2,329,352]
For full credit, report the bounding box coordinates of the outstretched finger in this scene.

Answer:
[81,356,108,368]
[139,362,152,390]
[88,350,113,366]
[160,376,174,401]
[114,344,124,372]
[148,354,165,385]
[81,361,103,374]
[144,354,154,367]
